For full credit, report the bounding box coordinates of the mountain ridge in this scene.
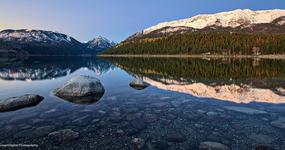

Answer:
[0,29,115,56]
[143,9,285,34]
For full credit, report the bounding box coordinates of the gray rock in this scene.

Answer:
[152,102,169,107]
[48,129,79,143]
[109,112,123,123]
[126,113,142,121]
[144,113,157,123]
[224,106,267,115]
[199,141,230,150]
[207,111,219,117]
[116,129,124,135]
[171,100,183,107]
[270,117,285,129]
[153,140,169,150]
[91,119,100,123]
[129,79,149,90]
[195,123,204,128]
[72,115,90,126]
[165,132,186,143]
[249,134,273,144]
[131,118,146,131]
[0,94,44,112]
[130,138,145,150]
[197,109,207,114]
[255,145,276,150]
[31,118,45,124]
[54,75,105,104]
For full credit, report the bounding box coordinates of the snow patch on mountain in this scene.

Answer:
[143,9,285,34]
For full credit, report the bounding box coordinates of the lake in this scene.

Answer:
[0,56,285,149]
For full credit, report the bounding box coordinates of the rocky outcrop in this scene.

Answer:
[54,75,105,104]
[0,94,44,112]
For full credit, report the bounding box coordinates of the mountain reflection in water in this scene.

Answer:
[1,56,284,104]
[106,57,285,103]
[0,56,114,81]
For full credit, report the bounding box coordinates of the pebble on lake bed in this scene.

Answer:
[199,141,230,150]
[48,129,79,143]
[224,106,267,115]
[130,138,145,150]
[165,132,186,143]
[270,117,285,129]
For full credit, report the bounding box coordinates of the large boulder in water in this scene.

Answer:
[129,79,150,90]
[54,75,105,104]
[0,94,44,112]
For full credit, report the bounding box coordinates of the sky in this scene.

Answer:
[1,0,285,42]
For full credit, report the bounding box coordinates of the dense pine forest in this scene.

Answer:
[104,32,285,55]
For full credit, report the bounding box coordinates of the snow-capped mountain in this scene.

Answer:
[0,29,87,56]
[143,9,285,34]
[0,29,79,45]
[86,36,116,51]
[0,29,116,56]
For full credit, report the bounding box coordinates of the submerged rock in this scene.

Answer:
[129,79,150,90]
[54,75,105,104]
[199,141,230,150]
[255,145,276,150]
[224,106,267,115]
[48,129,79,143]
[165,132,186,143]
[0,94,44,112]
[130,138,145,150]
[131,118,146,131]
[152,140,169,150]
[249,134,274,144]
[270,117,285,129]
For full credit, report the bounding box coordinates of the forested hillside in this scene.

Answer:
[103,32,285,55]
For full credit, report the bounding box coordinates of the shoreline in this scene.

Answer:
[98,54,285,59]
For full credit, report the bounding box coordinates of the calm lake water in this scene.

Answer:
[0,56,285,150]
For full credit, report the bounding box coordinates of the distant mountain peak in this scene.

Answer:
[143,9,285,34]
[86,36,116,50]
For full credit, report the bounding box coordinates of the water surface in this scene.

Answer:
[0,56,284,149]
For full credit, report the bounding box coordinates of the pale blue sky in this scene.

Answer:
[0,0,285,42]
